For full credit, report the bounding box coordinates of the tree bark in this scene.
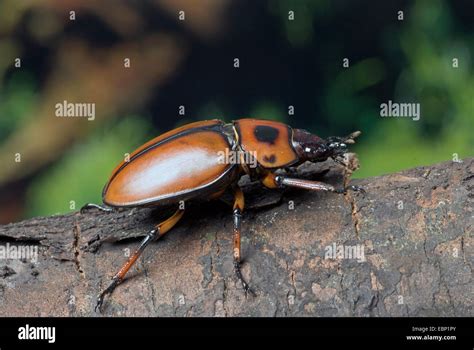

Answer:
[0,158,472,316]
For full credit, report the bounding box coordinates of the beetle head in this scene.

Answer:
[293,129,361,163]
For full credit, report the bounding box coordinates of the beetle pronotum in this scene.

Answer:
[82,118,364,311]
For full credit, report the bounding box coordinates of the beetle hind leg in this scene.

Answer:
[95,207,185,312]
[232,186,256,297]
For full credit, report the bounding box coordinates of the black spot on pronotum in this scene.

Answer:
[254,125,279,145]
[263,154,276,163]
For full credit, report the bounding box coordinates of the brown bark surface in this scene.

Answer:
[0,158,472,316]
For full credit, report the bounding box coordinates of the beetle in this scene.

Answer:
[81,118,364,311]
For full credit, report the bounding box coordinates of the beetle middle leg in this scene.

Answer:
[95,207,185,311]
[232,185,256,297]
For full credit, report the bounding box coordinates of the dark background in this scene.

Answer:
[0,0,472,222]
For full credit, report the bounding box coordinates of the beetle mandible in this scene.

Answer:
[81,118,364,311]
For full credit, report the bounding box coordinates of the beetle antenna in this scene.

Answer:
[344,130,361,144]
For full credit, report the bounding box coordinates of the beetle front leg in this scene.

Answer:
[262,172,365,194]
[232,186,256,297]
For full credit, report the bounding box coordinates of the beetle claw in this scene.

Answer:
[335,185,366,195]
[348,185,366,194]
[95,276,121,312]
[95,295,105,313]
[244,284,257,298]
[234,261,256,297]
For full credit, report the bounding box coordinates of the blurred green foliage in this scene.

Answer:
[26,117,152,217]
[0,72,38,140]
[0,0,472,219]
[270,0,473,178]
[355,0,473,177]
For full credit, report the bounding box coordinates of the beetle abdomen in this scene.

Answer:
[103,121,236,207]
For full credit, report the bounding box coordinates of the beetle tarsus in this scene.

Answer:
[348,185,366,194]
[81,203,114,214]
[95,276,122,312]
[335,185,366,195]
[234,261,256,297]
